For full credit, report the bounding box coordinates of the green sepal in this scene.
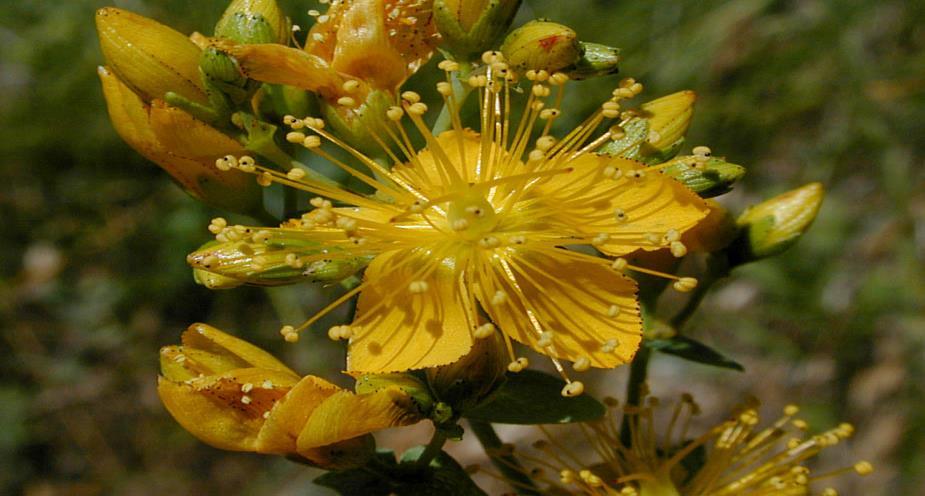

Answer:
[663,157,746,198]
[646,336,744,371]
[355,373,436,416]
[566,42,620,80]
[464,370,605,424]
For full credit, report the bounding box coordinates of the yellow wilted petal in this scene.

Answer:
[95,7,208,104]
[297,388,422,451]
[157,367,298,451]
[98,67,262,211]
[181,323,297,376]
[474,250,642,367]
[347,250,472,373]
[256,375,342,454]
[535,154,709,256]
[330,0,407,90]
[230,43,346,100]
[640,90,695,150]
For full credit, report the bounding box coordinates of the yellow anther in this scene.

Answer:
[408,102,428,115]
[474,323,496,339]
[303,135,322,148]
[286,131,306,143]
[591,233,610,246]
[535,135,556,151]
[241,383,254,393]
[600,338,618,353]
[386,106,404,121]
[491,290,507,305]
[478,236,501,248]
[451,219,470,231]
[562,381,585,397]
[611,258,628,271]
[436,81,452,96]
[539,108,560,120]
[507,357,529,372]
[607,305,621,317]
[341,80,360,93]
[854,461,873,475]
[215,157,232,171]
[437,60,459,71]
[337,96,356,107]
[673,277,698,293]
[400,91,421,103]
[573,356,591,372]
[693,145,712,157]
[784,404,800,416]
[528,149,546,162]
[408,280,429,293]
[559,469,575,484]
[287,168,307,180]
[536,331,554,348]
[550,72,570,85]
[670,241,688,258]
[283,115,298,126]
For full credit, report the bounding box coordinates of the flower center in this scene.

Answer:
[446,189,499,240]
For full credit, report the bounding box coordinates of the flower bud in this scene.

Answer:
[601,91,696,164]
[215,0,290,45]
[640,90,696,151]
[434,0,522,61]
[187,236,372,287]
[320,90,397,157]
[501,20,581,72]
[158,324,422,468]
[96,8,208,105]
[663,156,746,198]
[425,328,507,413]
[354,373,435,415]
[97,66,265,215]
[729,182,824,264]
[566,42,620,80]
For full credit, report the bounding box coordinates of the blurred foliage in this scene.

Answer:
[1,0,923,494]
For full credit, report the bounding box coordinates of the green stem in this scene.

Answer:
[416,429,448,468]
[468,420,541,495]
[620,345,651,446]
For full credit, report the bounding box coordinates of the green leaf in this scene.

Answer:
[396,447,487,496]
[315,448,487,496]
[464,370,605,424]
[314,451,397,496]
[646,336,744,371]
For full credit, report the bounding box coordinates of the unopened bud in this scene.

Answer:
[434,0,522,61]
[426,329,508,413]
[566,42,620,80]
[729,182,825,264]
[600,91,696,164]
[320,90,397,157]
[187,237,372,287]
[663,156,746,198]
[96,7,208,105]
[354,373,435,416]
[215,0,290,45]
[501,20,581,72]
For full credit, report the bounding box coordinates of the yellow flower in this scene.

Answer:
[158,323,424,468]
[229,0,439,103]
[95,8,262,213]
[515,394,872,495]
[192,52,709,385]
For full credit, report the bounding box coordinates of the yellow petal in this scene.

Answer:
[536,154,709,256]
[347,250,472,373]
[297,387,422,451]
[392,130,489,196]
[157,367,298,451]
[640,90,695,150]
[229,43,345,100]
[95,7,208,104]
[330,0,407,90]
[256,375,342,454]
[474,249,642,367]
[98,67,262,211]
[181,323,297,376]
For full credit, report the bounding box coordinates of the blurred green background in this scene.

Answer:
[2,0,923,494]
